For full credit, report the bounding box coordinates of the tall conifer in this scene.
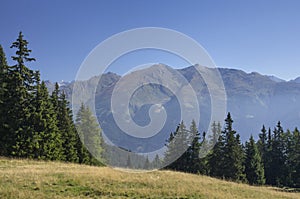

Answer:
[245,135,265,185]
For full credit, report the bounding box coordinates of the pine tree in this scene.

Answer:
[284,129,294,187]
[126,154,132,168]
[75,133,90,164]
[30,80,64,160]
[208,122,226,178]
[0,45,9,156]
[152,154,161,169]
[187,120,202,173]
[221,113,245,181]
[163,132,175,168]
[51,83,79,162]
[286,128,300,187]
[210,121,222,145]
[263,127,273,184]
[257,125,268,160]
[245,135,265,185]
[164,121,190,171]
[75,103,104,165]
[268,122,287,186]
[8,32,37,157]
[143,156,150,170]
[0,45,8,105]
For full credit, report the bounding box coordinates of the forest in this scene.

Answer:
[0,32,299,189]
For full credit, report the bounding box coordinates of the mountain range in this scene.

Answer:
[46,64,300,152]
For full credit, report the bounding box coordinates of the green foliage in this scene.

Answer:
[126,154,132,168]
[208,122,225,177]
[266,122,287,186]
[152,154,161,169]
[143,156,150,170]
[51,84,79,162]
[187,120,202,173]
[257,125,268,172]
[208,113,245,182]
[223,113,245,181]
[75,103,104,165]
[245,135,265,185]
[29,80,64,160]
[8,32,37,157]
[210,121,222,145]
[163,121,190,171]
[285,128,300,187]
[0,45,9,156]
[0,32,105,167]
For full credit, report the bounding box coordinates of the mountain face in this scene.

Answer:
[47,65,300,151]
[290,77,300,83]
[266,75,286,83]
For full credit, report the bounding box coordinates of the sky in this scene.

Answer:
[1,0,300,82]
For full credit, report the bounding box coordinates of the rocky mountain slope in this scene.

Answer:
[46,65,300,152]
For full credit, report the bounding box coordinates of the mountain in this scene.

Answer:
[46,65,300,152]
[266,75,286,83]
[290,76,300,83]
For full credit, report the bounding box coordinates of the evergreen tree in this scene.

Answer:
[0,45,8,105]
[163,132,175,168]
[263,127,273,185]
[245,135,265,185]
[199,131,210,175]
[220,113,245,181]
[143,156,150,170]
[75,104,94,165]
[186,120,201,173]
[210,121,222,145]
[30,80,63,160]
[208,122,226,178]
[284,129,294,186]
[0,45,9,156]
[126,154,132,168]
[268,122,287,186]
[286,128,300,187]
[8,32,37,157]
[76,131,91,164]
[51,84,79,162]
[230,114,245,181]
[164,121,190,171]
[257,125,268,160]
[152,154,161,169]
[75,103,104,165]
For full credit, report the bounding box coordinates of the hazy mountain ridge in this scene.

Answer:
[46,65,300,143]
[290,76,300,83]
[266,75,286,83]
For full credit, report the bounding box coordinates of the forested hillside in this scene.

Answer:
[0,32,103,166]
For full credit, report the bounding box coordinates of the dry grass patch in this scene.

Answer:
[0,157,299,198]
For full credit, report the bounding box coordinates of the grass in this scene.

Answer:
[0,157,299,198]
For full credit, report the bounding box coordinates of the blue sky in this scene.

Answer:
[1,0,300,82]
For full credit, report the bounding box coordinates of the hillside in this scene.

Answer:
[0,158,299,199]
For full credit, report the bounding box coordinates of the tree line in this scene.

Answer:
[163,113,300,188]
[0,32,103,165]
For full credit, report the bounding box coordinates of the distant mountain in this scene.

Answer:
[290,77,300,83]
[266,75,286,83]
[46,65,300,152]
[44,80,72,93]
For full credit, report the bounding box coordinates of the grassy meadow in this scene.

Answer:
[0,157,299,199]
